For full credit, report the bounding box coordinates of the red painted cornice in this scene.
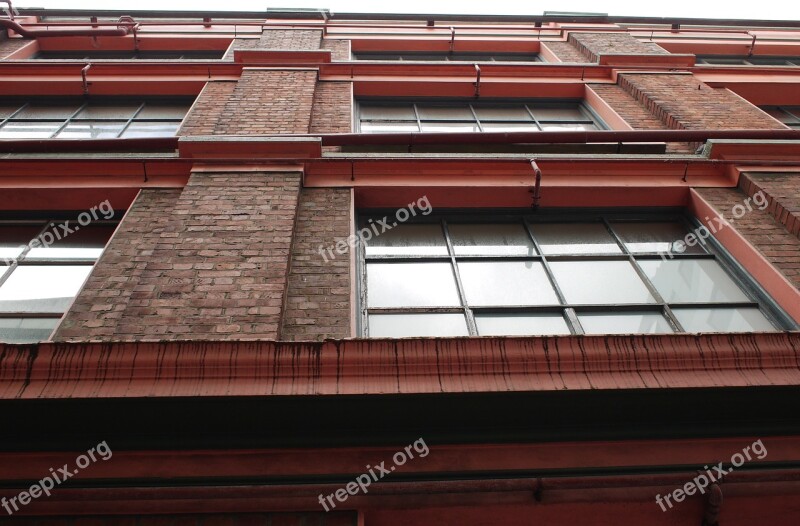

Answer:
[1,333,798,399]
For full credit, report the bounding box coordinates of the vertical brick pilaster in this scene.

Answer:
[213,69,318,135]
[322,38,351,61]
[569,32,668,62]
[179,81,238,136]
[0,36,29,59]
[740,172,800,238]
[695,187,800,289]
[56,171,302,341]
[282,188,352,341]
[618,73,787,130]
[541,41,591,63]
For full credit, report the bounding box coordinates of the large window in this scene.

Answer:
[354,52,542,62]
[358,212,790,338]
[33,51,225,60]
[0,216,118,343]
[697,56,800,66]
[761,106,800,129]
[0,99,192,139]
[358,101,604,133]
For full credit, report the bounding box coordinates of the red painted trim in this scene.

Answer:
[1,333,799,399]
[689,189,800,323]
[234,49,332,64]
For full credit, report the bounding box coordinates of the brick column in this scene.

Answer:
[55,171,302,341]
[569,32,668,62]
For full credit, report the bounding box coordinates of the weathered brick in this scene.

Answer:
[569,32,668,62]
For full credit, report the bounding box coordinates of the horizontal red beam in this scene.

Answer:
[1,333,799,399]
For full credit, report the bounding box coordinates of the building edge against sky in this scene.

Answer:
[1,6,800,526]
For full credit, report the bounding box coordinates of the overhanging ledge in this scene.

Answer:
[1,333,799,399]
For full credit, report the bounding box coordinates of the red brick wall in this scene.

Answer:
[311,82,352,134]
[260,29,322,50]
[322,38,351,61]
[696,187,800,289]
[569,32,667,61]
[740,172,800,238]
[619,73,786,130]
[4,513,357,526]
[542,41,589,63]
[213,69,318,135]
[179,81,237,136]
[0,36,29,58]
[56,171,302,341]
[282,188,353,340]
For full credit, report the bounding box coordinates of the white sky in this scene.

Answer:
[8,0,800,20]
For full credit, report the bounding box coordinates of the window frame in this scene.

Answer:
[356,98,607,134]
[0,215,120,343]
[760,106,800,129]
[0,97,193,140]
[31,50,226,61]
[352,51,543,62]
[696,55,800,66]
[355,208,796,337]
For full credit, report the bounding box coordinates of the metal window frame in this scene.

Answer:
[357,98,606,134]
[32,50,227,60]
[0,216,120,342]
[356,209,796,337]
[352,51,543,63]
[697,55,800,66]
[0,97,192,139]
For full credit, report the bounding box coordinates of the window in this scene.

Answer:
[697,56,800,66]
[761,106,800,129]
[358,212,790,338]
[0,99,192,139]
[33,51,225,60]
[358,101,604,133]
[0,216,119,343]
[354,52,542,62]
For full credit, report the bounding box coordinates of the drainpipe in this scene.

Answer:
[0,16,136,38]
[530,159,542,209]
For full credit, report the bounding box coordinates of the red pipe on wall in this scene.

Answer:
[0,16,135,38]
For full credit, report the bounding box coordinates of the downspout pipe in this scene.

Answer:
[0,16,135,38]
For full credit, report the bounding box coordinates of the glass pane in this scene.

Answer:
[612,222,706,254]
[360,105,416,121]
[369,313,469,337]
[0,317,60,343]
[367,262,460,308]
[364,223,447,256]
[762,107,794,122]
[637,259,750,303]
[360,122,419,133]
[27,224,116,260]
[0,104,23,119]
[417,106,474,121]
[539,123,599,131]
[136,103,190,119]
[56,122,125,139]
[674,307,777,333]
[550,261,656,304]
[121,122,180,137]
[474,106,532,121]
[532,223,622,255]
[420,122,481,132]
[530,106,586,121]
[15,104,81,119]
[449,223,536,256]
[475,312,571,336]
[481,122,539,132]
[0,122,62,139]
[76,104,140,119]
[0,266,93,313]
[0,224,45,260]
[459,261,559,306]
[579,312,674,334]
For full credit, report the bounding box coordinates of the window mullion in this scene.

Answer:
[442,220,478,336]
[523,218,584,335]
[51,103,87,138]
[469,103,483,132]
[524,104,542,131]
[358,217,371,337]
[603,219,686,333]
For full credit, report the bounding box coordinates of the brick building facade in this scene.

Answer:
[1,8,800,526]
